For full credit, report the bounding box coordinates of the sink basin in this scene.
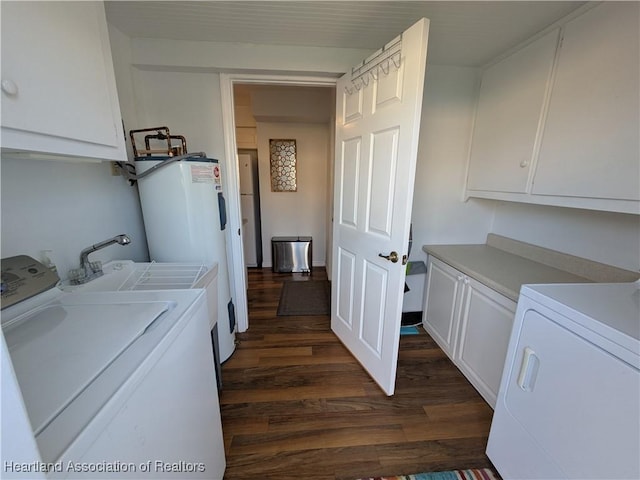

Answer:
[60,260,210,292]
[59,261,135,292]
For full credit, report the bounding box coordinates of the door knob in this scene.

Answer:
[378,251,399,263]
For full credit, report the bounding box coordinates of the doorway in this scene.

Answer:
[220,75,337,333]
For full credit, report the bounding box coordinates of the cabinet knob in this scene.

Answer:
[1,79,18,97]
[519,159,529,168]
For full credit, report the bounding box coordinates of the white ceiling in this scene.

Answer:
[104,1,586,67]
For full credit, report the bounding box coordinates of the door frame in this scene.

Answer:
[219,73,337,333]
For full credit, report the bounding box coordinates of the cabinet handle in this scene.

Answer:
[516,346,540,392]
[457,275,464,282]
[1,79,18,97]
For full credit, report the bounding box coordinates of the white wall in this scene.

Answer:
[109,27,640,278]
[129,68,334,272]
[256,122,330,268]
[132,69,226,161]
[129,37,371,76]
[110,24,228,163]
[410,64,640,274]
[492,202,640,271]
[251,85,334,123]
[0,157,149,279]
[0,24,149,281]
[410,65,496,259]
[244,85,333,269]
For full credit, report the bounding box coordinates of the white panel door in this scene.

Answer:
[331,19,429,395]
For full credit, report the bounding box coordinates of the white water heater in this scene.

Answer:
[135,157,236,362]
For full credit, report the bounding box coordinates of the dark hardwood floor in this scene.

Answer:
[220,268,496,480]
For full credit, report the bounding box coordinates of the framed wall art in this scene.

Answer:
[269,139,297,192]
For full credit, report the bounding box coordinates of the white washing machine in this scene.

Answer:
[60,260,223,390]
[1,256,226,479]
[487,281,640,479]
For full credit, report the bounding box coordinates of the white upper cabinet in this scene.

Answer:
[465,3,640,214]
[1,2,126,161]
[467,29,559,194]
[533,2,640,203]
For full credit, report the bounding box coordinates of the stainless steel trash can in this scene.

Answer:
[271,236,312,273]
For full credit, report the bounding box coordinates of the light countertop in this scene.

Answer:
[422,243,592,302]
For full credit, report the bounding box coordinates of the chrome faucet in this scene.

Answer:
[75,234,131,283]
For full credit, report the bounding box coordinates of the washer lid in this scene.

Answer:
[3,300,170,434]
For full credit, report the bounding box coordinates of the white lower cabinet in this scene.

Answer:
[421,257,463,357]
[455,277,516,407]
[422,256,516,408]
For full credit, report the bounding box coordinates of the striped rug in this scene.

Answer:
[357,468,498,480]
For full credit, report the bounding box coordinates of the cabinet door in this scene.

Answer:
[455,278,516,408]
[533,3,640,201]
[234,105,257,128]
[1,2,125,161]
[422,257,463,356]
[236,127,257,149]
[466,29,559,194]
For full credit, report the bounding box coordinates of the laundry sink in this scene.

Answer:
[59,261,135,292]
[60,260,211,292]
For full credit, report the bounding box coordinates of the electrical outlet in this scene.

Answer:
[110,162,120,176]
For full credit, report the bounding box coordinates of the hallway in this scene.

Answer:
[220,268,495,480]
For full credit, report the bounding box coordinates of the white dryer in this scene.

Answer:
[487,281,640,479]
[1,256,226,479]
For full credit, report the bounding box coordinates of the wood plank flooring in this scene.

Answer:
[220,268,497,480]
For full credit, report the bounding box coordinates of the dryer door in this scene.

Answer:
[490,308,640,479]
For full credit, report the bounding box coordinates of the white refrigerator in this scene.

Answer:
[135,157,236,362]
[238,153,261,268]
